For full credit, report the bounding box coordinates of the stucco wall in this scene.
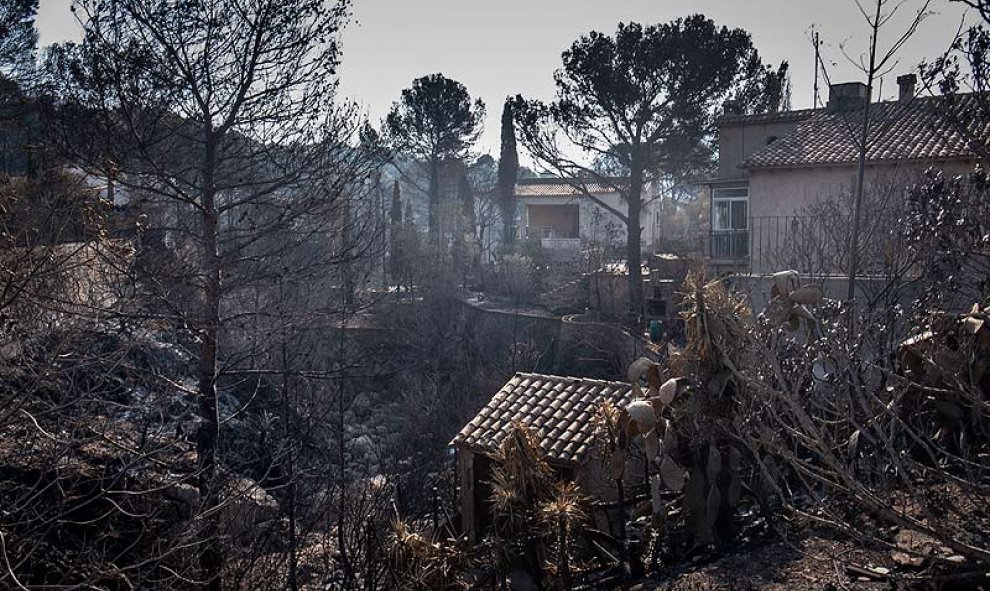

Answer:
[718,120,806,179]
[519,193,660,249]
[747,160,976,218]
[748,166,855,218]
[526,204,580,238]
[743,160,979,273]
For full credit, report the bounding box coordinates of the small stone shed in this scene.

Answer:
[451,373,633,542]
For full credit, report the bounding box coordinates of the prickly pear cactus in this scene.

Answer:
[682,442,742,544]
[624,273,773,548]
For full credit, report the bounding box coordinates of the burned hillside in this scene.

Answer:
[3,0,990,589]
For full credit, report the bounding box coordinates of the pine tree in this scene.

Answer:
[52,2,365,586]
[385,74,484,255]
[515,17,769,318]
[0,0,38,81]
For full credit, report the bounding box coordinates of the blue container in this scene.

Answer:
[649,319,663,343]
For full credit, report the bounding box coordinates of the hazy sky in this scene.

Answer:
[36,0,971,155]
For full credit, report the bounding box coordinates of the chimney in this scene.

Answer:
[897,73,916,103]
[722,99,742,116]
[826,82,869,113]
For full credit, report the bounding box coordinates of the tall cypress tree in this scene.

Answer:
[496,98,519,245]
[458,165,475,239]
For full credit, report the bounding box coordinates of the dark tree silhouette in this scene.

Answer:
[514,16,767,318]
[46,1,380,588]
[389,180,403,284]
[496,98,519,245]
[0,0,36,80]
[385,73,485,254]
[458,163,475,238]
[922,0,990,160]
[735,61,792,114]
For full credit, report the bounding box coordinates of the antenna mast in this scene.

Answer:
[813,27,822,109]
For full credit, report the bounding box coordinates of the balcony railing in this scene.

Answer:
[541,237,582,250]
[711,230,749,259]
[711,216,867,274]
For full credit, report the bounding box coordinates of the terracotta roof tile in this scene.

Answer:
[515,178,624,197]
[450,373,633,465]
[718,108,819,127]
[743,94,990,169]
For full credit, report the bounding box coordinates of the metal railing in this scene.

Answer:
[541,237,582,250]
[711,216,853,274]
[711,229,749,259]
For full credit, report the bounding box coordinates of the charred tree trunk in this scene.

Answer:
[335,319,355,587]
[197,134,223,591]
[626,165,645,324]
[428,155,440,257]
[280,318,300,591]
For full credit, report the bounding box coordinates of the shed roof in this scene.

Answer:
[742,94,990,169]
[451,373,633,465]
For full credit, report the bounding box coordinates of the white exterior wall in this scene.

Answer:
[68,167,132,208]
[518,192,660,249]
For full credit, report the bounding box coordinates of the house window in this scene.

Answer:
[712,187,749,258]
[541,226,555,239]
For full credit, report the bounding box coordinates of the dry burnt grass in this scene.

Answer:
[623,451,990,591]
[0,415,202,588]
[0,328,203,587]
[0,327,292,588]
[640,533,889,591]
[634,505,990,591]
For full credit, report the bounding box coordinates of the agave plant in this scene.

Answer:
[389,519,471,591]
[487,422,554,588]
[489,421,553,531]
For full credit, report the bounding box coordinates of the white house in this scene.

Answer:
[514,177,665,256]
